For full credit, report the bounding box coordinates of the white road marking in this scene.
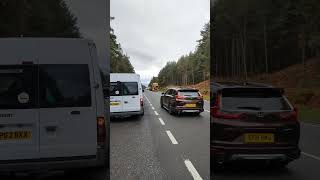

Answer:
[158,118,165,125]
[154,111,159,116]
[302,152,320,161]
[184,159,203,180]
[152,107,155,110]
[204,109,210,113]
[166,130,178,144]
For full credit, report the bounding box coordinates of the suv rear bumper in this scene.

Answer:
[211,145,300,163]
[175,107,204,113]
[0,148,107,173]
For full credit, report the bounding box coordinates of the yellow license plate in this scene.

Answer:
[0,131,32,140]
[184,104,196,108]
[244,133,274,144]
[110,102,120,106]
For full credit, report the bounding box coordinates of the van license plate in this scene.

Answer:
[110,102,120,106]
[0,131,32,140]
[244,133,274,144]
[184,104,196,108]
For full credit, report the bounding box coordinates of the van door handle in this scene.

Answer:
[124,101,128,104]
[132,96,136,98]
[71,111,80,115]
[45,126,57,132]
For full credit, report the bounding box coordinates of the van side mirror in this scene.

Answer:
[142,89,145,92]
[162,92,165,95]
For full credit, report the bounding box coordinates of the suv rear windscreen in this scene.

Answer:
[221,88,292,111]
[178,90,199,97]
[0,66,36,109]
[39,64,91,108]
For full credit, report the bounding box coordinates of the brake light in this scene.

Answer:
[97,117,106,147]
[210,94,244,119]
[175,93,184,100]
[140,98,144,106]
[280,107,298,121]
[197,92,203,100]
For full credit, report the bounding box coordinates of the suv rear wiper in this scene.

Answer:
[236,106,262,111]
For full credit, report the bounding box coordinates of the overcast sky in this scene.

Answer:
[111,0,210,85]
[65,0,109,73]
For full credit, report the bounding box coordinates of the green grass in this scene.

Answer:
[298,105,320,123]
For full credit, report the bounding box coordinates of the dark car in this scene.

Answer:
[160,88,204,115]
[211,82,300,170]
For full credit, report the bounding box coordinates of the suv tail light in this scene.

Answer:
[97,117,106,147]
[210,94,244,119]
[280,107,298,121]
[140,97,144,107]
[175,93,184,100]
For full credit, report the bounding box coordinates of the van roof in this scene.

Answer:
[110,73,141,82]
[0,38,95,65]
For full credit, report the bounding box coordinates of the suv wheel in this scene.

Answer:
[168,103,174,115]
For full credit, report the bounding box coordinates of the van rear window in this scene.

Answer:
[110,82,121,96]
[39,65,91,108]
[0,66,37,109]
[123,82,138,96]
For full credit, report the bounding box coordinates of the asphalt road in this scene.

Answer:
[110,90,210,180]
[0,168,109,180]
[212,122,320,180]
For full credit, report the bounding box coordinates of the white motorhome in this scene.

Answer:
[0,38,109,172]
[110,73,144,117]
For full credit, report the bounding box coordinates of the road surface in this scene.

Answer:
[110,90,210,179]
[212,122,320,180]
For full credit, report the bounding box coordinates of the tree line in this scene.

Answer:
[151,23,210,88]
[110,20,135,73]
[212,0,320,79]
[0,0,80,37]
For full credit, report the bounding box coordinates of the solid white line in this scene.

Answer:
[204,109,210,113]
[158,118,165,125]
[154,111,159,116]
[166,130,178,144]
[184,159,203,180]
[302,152,320,161]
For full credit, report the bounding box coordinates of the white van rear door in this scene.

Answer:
[0,65,39,160]
[122,82,141,112]
[39,64,97,158]
[110,82,123,113]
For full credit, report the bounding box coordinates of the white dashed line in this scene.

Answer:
[166,130,178,144]
[302,152,320,161]
[154,111,159,116]
[204,109,210,113]
[158,118,165,125]
[184,159,203,180]
[152,107,155,110]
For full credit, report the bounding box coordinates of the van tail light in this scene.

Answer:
[140,98,144,107]
[210,94,244,119]
[280,107,298,121]
[97,117,106,147]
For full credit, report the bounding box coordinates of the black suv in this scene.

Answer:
[211,82,300,170]
[160,88,204,115]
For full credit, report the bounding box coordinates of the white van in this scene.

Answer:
[0,38,109,172]
[110,73,144,117]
